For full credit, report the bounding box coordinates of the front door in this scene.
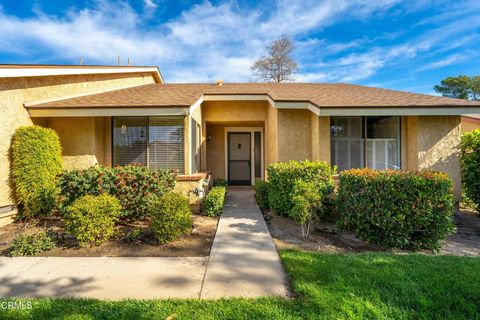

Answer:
[228,132,251,185]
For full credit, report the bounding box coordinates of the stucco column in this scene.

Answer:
[405,115,461,201]
[266,105,279,165]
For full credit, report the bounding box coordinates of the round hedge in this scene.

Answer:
[266,160,335,216]
[11,125,63,218]
[149,192,192,244]
[64,194,121,247]
[337,169,455,250]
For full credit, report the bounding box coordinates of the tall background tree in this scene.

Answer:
[251,37,298,82]
[434,75,480,100]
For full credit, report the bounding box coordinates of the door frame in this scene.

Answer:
[224,127,264,185]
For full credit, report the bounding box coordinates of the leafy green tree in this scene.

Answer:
[434,75,480,100]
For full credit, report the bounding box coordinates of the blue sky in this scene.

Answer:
[1,0,479,94]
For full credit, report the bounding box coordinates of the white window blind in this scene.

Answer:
[112,117,147,166]
[148,117,185,173]
[112,116,185,173]
[331,116,400,171]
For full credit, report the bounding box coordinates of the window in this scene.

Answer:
[113,116,185,173]
[331,116,400,171]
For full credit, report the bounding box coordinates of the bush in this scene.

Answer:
[10,230,57,256]
[254,180,270,210]
[213,178,228,187]
[461,129,480,210]
[291,179,331,239]
[149,192,192,244]
[58,165,176,219]
[337,169,455,250]
[203,186,226,217]
[267,160,335,216]
[11,126,63,218]
[64,194,121,246]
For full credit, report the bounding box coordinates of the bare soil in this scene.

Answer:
[265,209,480,256]
[0,215,218,257]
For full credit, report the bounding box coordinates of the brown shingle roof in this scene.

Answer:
[29,82,480,109]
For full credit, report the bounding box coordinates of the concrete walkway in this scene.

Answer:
[0,187,288,300]
[0,257,207,299]
[201,187,288,298]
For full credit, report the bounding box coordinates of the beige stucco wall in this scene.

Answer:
[461,116,480,133]
[205,124,226,179]
[202,100,269,179]
[43,117,111,170]
[0,72,156,207]
[405,115,462,200]
[266,105,279,165]
[277,109,312,162]
[311,115,330,163]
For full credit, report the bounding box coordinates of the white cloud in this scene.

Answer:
[0,0,478,84]
[144,0,157,9]
[419,54,468,71]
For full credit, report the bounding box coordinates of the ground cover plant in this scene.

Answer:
[9,230,57,256]
[2,250,479,319]
[10,125,63,219]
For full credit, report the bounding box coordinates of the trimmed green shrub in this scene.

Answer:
[58,165,176,219]
[291,179,331,239]
[254,180,270,210]
[64,194,121,246]
[337,169,455,250]
[267,160,335,216]
[203,186,226,217]
[461,129,480,210]
[213,178,228,187]
[11,125,63,218]
[10,230,57,256]
[149,192,192,244]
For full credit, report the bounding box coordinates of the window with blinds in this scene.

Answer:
[112,117,147,166]
[149,117,184,173]
[112,116,185,173]
[331,116,400,171]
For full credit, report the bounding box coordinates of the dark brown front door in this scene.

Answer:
[228,132,251,185]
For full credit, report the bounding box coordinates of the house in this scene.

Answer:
[2,64,480,216]
[461,115,480,132]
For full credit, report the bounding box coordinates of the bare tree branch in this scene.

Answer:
[251,36,298,82]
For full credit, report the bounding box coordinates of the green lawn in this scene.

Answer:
[2,250,479,319]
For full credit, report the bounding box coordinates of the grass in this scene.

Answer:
[1,250,479,319]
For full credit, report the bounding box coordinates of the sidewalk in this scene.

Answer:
[0,187,288,300]
[201,187,288,298]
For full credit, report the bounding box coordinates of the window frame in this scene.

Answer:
[111,116,185,173]
[330,116,401,171]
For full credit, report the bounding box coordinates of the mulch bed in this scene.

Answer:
[264,208,480,256]
[0,215,219,257]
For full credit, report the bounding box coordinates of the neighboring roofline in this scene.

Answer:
[0,64,164,83]
[24,84,163,108]
[462,115,480,121]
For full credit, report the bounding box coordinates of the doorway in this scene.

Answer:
[227,132,251,185]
